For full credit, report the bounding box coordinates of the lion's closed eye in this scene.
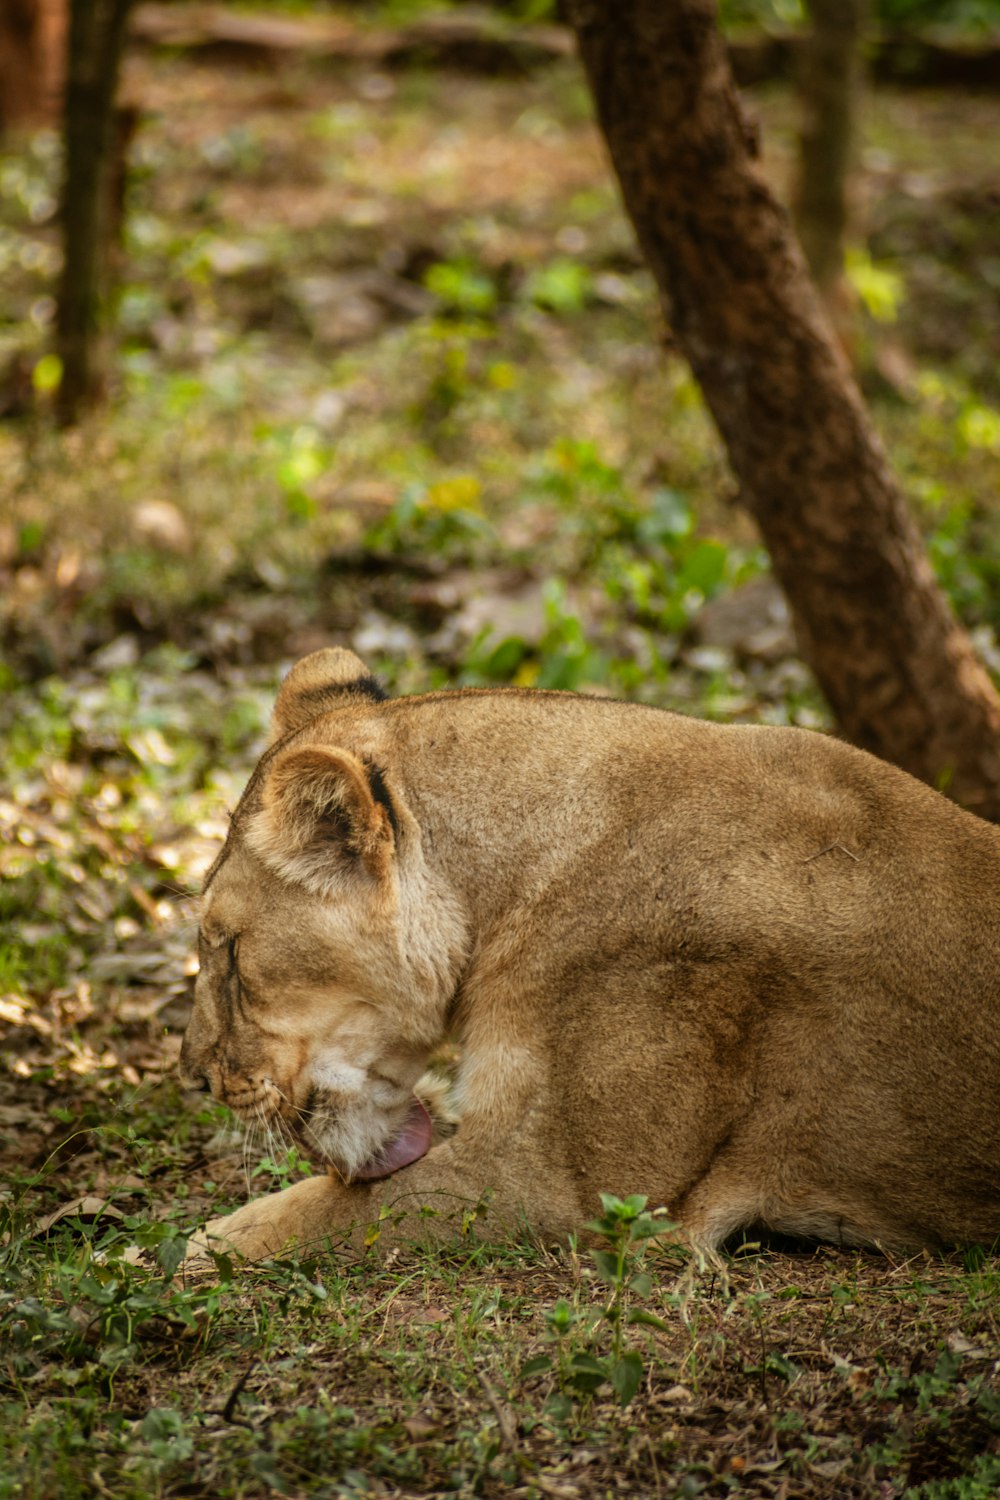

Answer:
[225,936,264,1013]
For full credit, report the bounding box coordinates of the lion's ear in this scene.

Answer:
[269,648,388,744]
[248,744,397,888]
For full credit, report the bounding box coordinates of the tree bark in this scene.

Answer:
[55,0,134,424]
[0,0,65,132]
[564,0,1000,821]
[793,0,865,327]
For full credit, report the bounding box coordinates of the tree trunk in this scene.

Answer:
[793,0,865,329]
[564,0,1000,821]
[0,0,65,132]
[55,0,133,425]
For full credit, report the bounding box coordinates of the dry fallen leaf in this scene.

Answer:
[401,1416,438,1441]
[35,1196,125,1235]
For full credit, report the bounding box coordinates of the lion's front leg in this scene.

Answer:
[181,1131,580,1271]
[182,1173,378,1266]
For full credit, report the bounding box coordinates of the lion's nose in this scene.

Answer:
[178,1027,213,1092]
[178,1059,211,1092]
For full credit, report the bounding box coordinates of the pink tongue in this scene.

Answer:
[353,1096,433,1182]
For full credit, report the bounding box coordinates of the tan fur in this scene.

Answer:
[179,649,1000,1265]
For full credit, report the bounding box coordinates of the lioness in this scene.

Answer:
[180,648,1000,1264]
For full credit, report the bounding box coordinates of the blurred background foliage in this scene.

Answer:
[720,0,1000,25]
[2,0,999,686]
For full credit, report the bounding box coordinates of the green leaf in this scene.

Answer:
[642,487,692,544]
[567,1353,609,1393]
[526,258,593,314]
[249,1453,297,1494]
[544,1392,573,1422]
[520,1354,553,1380]
[171,1301,200,1330]
[611,1351,644,1407]
[485,636,528,680]
[620,1193,650,1217]
[99,1342,136,1369]
[32,353,62,394]
[628,1271,652,1298]
[209,1250,234,1283]
[627,1308,670,1332]
[140,1408,185,1443]
[766,1353,802,1382]
[626,1218,665,1242]
[678,539,729,595]
[17,520,44,553]
[425,260,497,315]
[846,246,903,323]
[591,1249,622,1285]
[544,1298,578,1334]
[284,488,317,522]
[155,1232,188,1277]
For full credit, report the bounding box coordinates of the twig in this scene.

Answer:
[475,1368,517,1452]
[220,1360,257,1427]
[802,843,860,863]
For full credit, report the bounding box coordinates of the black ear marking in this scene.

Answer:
[342,676,389,704]
[365,762,400,841]
[269,649,391,744]
[293,675,388,719]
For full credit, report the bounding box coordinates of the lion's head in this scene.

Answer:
[179,650,468,1181]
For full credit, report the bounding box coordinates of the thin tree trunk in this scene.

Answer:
[55,0,133,424]
[0,0,65,132]
[794,0,865,324]
[565,0,1000,820]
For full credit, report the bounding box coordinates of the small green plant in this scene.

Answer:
[0,942,27,992]
[251,1145,314,1190]
[529,441,761,631]
[364,478,494,559]
[137,1407,195,1471]
[846,247,905,324]
[522,1193,677,1411]
[273,424,332,523]
[424,258,499,318]
[523,258,594,315]
[405,319,494,438]
[458,578,609,691]
[871,1346,965,1414]
[601,486,757,634]
[0,1211,229,1388]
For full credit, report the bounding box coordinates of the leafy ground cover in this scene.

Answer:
[1,11,1000,1496]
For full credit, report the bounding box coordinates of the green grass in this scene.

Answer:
[2,1186,998,1498]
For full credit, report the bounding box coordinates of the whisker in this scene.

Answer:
[241,1122,252,1197]
[271,1081,320,1127]
[273,1112,298,1167]
[258,1100,294,1185]
[269,1109,290,1150]
[243,1115,262,1197]
[263,1114,281,1168]
[159,882,198,901]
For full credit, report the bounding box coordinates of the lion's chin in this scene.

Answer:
[349,1095,434,1181]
